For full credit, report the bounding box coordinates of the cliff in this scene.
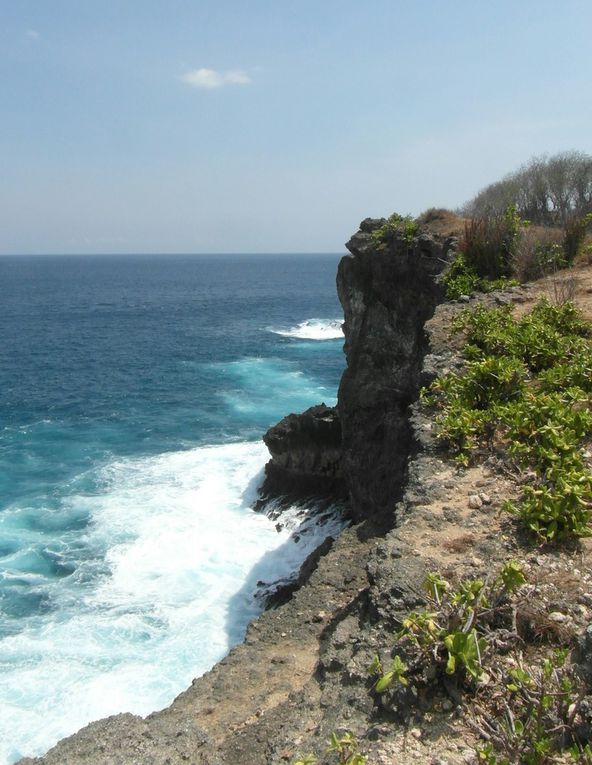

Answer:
[20,225,592,765]
[336,219,456,522]
[259,218,457,525]
[259,403,345,503]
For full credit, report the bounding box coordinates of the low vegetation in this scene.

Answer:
[294,732,367,765]
[424,299,592,542]
[293,159,592,765]
[369,562,525,696]
[369,563,592,765]
[371,212,418,247]
[443,206,591,300]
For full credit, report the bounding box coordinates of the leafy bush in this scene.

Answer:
[369,564,526,700]
[425,299,592,541]
[444,253,518,300]
[537,350,592,393]
[453,299,590,372]
[371,213,418,247]
[444,253,482,299]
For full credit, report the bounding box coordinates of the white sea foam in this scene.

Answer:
[0,442,345,765]
[269,318,343,340]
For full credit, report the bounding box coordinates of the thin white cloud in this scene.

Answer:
[180,68,251,89]
[25,29,40,41]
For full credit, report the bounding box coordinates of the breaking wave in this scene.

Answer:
[268,318,343,341]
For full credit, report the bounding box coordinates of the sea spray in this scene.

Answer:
[0,442,346,763]
[268,318,344,340]
[0,254,345,764]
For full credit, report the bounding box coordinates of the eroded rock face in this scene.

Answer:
[337,219,456,522]
[260,404,344,502]
[260,222,456,520]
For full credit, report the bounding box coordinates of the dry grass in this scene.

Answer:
[416,208,464,238]
[545,269,579,304]
[512,225,564,282]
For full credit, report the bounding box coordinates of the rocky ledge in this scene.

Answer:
[258,403,345,504]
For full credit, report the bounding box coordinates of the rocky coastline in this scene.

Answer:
[18,217,461,764]
[20,220,592,764]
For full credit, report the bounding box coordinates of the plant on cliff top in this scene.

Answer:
[444,205,526,299]
[461,205,525,279]
[424,298,592,542]
[371,213,418,247]
[293,731,367,765]
[369,564,592,763]
[473,648,590,765]
[369,563,526,701]
[444,252,518,300]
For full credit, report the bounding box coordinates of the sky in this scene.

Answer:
[1,0,591,254]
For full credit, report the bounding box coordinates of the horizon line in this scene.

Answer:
[0,250,348,258]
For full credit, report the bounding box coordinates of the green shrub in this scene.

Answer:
[427,354,528,463]
[537,349,592,393]
[425,299,592,541]
[371,213,418,247]
[293,732,367,765]
[444,253,518,300]
[444,253,482,299]
[369,564,526,697]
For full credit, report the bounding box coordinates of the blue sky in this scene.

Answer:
[1,0,591,254]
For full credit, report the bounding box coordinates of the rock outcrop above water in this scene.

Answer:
[259,404,344,503]
[261,219,457,523]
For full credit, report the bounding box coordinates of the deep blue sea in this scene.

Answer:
[0,254,345,763]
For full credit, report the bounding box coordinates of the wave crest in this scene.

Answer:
[268,318,343,341]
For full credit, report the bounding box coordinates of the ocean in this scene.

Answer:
[0,253,346,764]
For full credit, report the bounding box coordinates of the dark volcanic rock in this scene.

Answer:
[17,713,210,765]
[260,404,345,502]
[336,222,456,522]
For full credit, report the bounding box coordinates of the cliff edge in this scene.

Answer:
[20,224,592,765]
[17,219,461,765]
[259,218,457,525]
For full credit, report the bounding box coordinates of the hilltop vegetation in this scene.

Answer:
[462,151,592,227]
[411,153,592,300]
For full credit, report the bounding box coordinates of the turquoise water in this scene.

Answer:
[0,254,345,763]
